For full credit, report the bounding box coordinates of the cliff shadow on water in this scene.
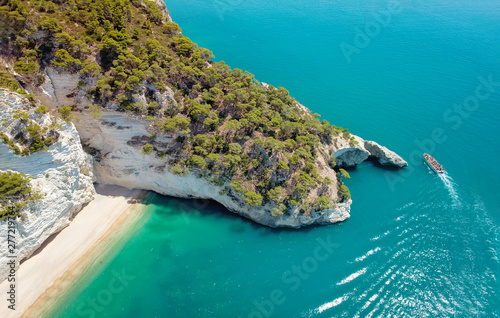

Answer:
[146,192,328,235]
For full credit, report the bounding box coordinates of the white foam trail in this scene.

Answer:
[371,230,391,241]
[472,196,500,263]
[355,247,381,262]
[315,296,347,313]
[337,268,367,286]
[439,173,461,206]
[397,202,414,211]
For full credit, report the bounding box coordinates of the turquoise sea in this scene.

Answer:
[50,0,499,317]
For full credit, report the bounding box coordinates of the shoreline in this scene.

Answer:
[0,184,149,318]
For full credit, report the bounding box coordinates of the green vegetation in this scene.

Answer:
[14,59,40,74]
[0,71,20,91]
[89,104,103,117]
[0,171,40,220]
[314,195,333,210]
[244,191,263,206]
[0,0,352,215]
[339,168,350,179]
[170,164,185,175]
[58,106,73,122]
[339,185,351,202]
[0,70,34,100]
[141,143,154,154]
[1,105,59,156]
[34,104,48,114]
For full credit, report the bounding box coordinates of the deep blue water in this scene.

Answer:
[51,0,500,317]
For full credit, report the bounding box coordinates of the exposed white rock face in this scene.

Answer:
[151,0,172,22]
[43,68,80,106]
[335,147,371,167]
[132,84,178,113]
[36,68,93,110]
[363,140,408,167]
[334,136,408,168]
[144,83,178,111]
[74,111,350,228]
[0,90,95,281]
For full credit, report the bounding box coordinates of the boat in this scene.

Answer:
[423,153,444,173]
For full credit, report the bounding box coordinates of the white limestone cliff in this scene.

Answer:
[73,110,351,228]
[23,66,407,229]
[0,90,95,281]
[20,66,407,230]
[334,135,408,168]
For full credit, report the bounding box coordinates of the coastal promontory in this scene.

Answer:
[0,0,406,236]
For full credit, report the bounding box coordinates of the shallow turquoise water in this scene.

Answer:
[52,0,499,317]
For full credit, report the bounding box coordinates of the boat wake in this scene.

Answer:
[439,173,461,206]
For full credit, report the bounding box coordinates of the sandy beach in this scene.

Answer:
[0,184,148,318]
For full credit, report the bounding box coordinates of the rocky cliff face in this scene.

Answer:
[152,0,172,21]
[333,135,407,168]
[71,104,405,228]
[11,66,407,230]
[73,109,351,228]
[0,89,95,280]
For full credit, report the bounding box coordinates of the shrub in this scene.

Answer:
[160,116,191,134]
[207,153,219,162]
[221,154,241,168]
[162,22,181,35]
[0,171,39,219]
[80,60,102,77]
[194,146,208,156]
[38,17,62,33]
[267,187,283,203]
[277,160,289,171]
[35,105,48,114]
[244,191,263,206]
[12,110,28,120]
[339,168,350,179]
[44,136,55,146]
[53,49,81,69]
[226,119,241,130]
[324,177,332,185]
[271,204,286,217]
[0,71,19,91]
[339,185,351,201]
[125,75,141,91]
[26,123,41,138]
[314,195,332,210]
[30,138,45,153]
[14,60,40,74]
[58,106,73,122]
[229,142,242,155]
[174,36,194,56]
[188,155,205,168]
[230,181,245,194]
[142,143,154,154]
[170,164,183,175]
